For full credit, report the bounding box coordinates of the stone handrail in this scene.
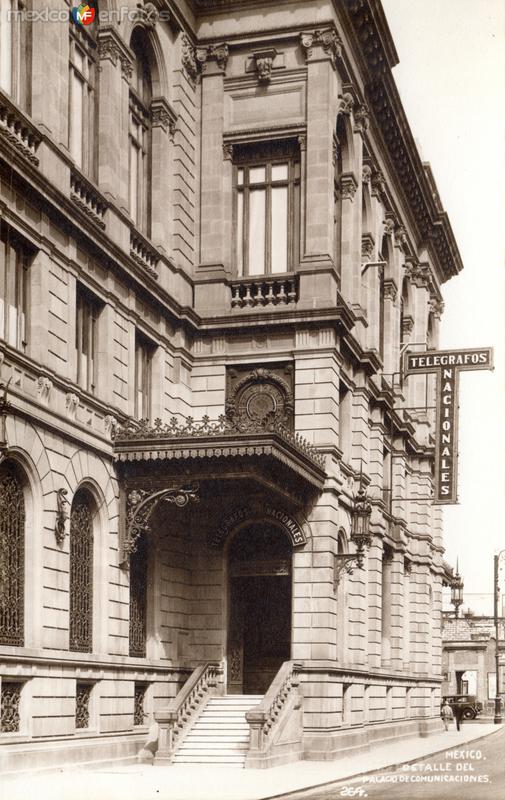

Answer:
[230,274,298,309]
[154,661,223,763]
[245,660,302,757]
[70,168,108,229]
[0,91,41,166]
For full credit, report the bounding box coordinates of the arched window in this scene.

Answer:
[0,0,30,107]
[69,1,99,176]
[129,28,153,235]
[69,488,94,652]
[0,463,25,646]
[129,534,148,657]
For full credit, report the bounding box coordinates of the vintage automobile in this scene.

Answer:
[442,694,484,720]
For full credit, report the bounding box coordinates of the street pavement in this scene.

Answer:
[280,726,505,800]
[1,723,502,800]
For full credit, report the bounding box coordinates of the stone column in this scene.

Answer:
[150,98,177,254]
[28,249,51,367]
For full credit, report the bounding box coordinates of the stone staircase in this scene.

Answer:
[172,695,262,767]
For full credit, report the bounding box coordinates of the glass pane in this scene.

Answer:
[70,71,84,167]
[248,189,266,276]
[249,166,266,184]
[72,45,84,73]
[0,0,13,95]
[236,192,244,277]
[271,186,288,274]
[271,163,288,182]
[237,168,244,186]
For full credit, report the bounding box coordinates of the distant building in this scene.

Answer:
[442,613,505,711]
[1,0,462,772]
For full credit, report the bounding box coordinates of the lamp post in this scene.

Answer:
[493,551,504,724]
[450,561,464,618]
[333,485,372,586]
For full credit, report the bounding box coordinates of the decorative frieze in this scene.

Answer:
[252,48,277,83]
[300,28,343,67]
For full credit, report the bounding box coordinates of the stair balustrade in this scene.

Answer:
[154,662,223,763]
[245,661,303,765]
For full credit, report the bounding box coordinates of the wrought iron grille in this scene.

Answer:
[1,681,22,732]
[0,471,25,646]
[75,682,92,729]
[129,535,148,658]
[69,493,94,653]
[133,682,147,726]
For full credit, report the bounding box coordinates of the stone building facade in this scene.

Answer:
[442,614,505,713]
[0,0,461,772]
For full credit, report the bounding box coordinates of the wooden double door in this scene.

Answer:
[227,523,292,695]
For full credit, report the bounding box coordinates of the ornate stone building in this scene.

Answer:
[0,0,461,772]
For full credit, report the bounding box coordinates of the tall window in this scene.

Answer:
[129,28,152,234]
[69,12,98,176]
[338,382,351,461]
[75,285,100,393]
[234,141,300,277]
[134,333,152,420]
[0,464,25,646]
[129,535,148,658]
[69,489,94,653]
[0,225,29,350]
[0,0,30,106]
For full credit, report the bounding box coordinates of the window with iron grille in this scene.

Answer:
[0,224,30,352]
[69,490,94,653]
[0,467,25,646]
[129,535,148,658]
[133,682,147,726]
[234,140,300,277]
[75,682,92,730]
[0,681,22,733]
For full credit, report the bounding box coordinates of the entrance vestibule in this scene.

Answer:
[227,523,292,695]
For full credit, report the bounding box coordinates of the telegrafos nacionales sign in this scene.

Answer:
[403,348,493,504]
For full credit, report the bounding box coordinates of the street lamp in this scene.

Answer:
[493,550,504,724]
[333,485,373,585]
[450,560,464,618]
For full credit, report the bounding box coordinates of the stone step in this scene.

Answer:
[173,756,245,767]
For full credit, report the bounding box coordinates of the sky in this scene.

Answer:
[380,0,505,614]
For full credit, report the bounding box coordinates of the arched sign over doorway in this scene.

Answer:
[209,504,307,549]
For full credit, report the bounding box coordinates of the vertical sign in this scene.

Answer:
[404,348,493,504]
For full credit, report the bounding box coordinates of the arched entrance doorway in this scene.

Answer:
[227,523,292,694]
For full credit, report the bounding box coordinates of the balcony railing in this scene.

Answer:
[230,275,298,309]
[70,169,108,229]
[0,93,41,166]
[130,228,159,278]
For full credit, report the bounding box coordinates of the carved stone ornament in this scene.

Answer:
[55,488,69,547]
[354,103,370,135]
[405,260,431,289]
[332,136,338,167]
[361,233,375,261]
[65,392,80,417]
[401,315,414,337]
[132,2,159,30]
[104,414,118,438]
[37,376,52,404]
[297,134,307,152]
[151,97,177,139]
[339,92,354,117]
[429,297,445,318]
[253,48,277,83]
[222,142,233,161]
[98,29,134,83]
[340,173,358,201]
[181,34,198,83]
[362,164,372,185]
[383,216,395,237]
[383,279,398,302]
[122,484,199,564]
[300,28,343,66]
[196,43,229,75]
[371,169,387,198]
[225,368,294,430]
[394,224,408,249]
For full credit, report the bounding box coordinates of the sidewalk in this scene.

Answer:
[1,724,502,800]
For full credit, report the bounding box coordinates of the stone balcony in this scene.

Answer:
[230,274,298,310]
[0,91,41,166]
[70,168,109,230]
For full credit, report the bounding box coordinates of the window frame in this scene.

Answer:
[68,22,98,177]
[75,284,101,395]
[128,30,153,236]
[233,141,300,278]
[134,332,153,421]
[0,0,30,108]
[0,229,29,352]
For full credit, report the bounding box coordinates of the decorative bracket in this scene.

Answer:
[252,48,277,83]
[55,488,69,547]
[121,483,200,566]
[334,553,360,589]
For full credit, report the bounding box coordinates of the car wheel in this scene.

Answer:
[463,708,475,720]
